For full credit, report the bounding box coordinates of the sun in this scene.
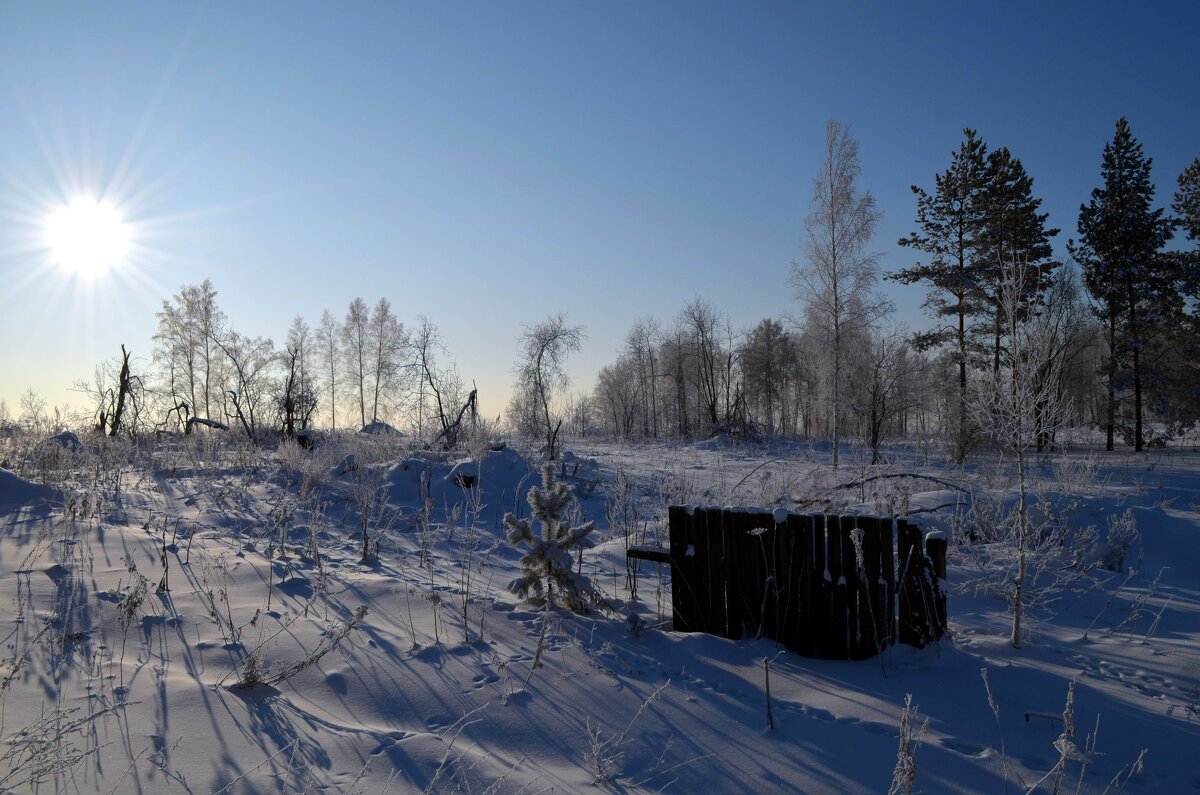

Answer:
[44,197,131,278]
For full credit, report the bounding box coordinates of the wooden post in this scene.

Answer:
[925,531,948,640]
[702,507,730,638]
[896,519,924,648]
[724,511,744,643]
[667,506,704,633]
[838,516,869,660]
[880,517,896,648]
[826,515,848,659]
[857,517,886,657]
[775,511,799,652]
[805,513,827,658]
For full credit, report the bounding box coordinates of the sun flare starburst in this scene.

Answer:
[44,197,131,278]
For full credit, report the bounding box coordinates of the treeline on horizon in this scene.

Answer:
[4,117,1198,463]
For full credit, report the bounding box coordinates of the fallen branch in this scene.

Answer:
[832,472,970,494]
[904,502,961,516]
[731,457,785,494]
[185,417,229,434]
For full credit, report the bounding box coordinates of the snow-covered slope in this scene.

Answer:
[0,438,1195,792]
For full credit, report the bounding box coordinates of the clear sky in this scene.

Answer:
[1,2,1197,423]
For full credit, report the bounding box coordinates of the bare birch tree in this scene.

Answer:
[510,313,585,460]
[412,315,467,446]
[792,120,890,468]
[366,297,408,424]
[154,280,226,422]
[341,298,371,429]
[677,298,725,431]
[280,316,319,435]
[316,310,339,429]
[624,317,661,439]
[971,256,1071,648]
[211,330,275,443]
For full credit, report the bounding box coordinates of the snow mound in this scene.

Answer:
[383,447,537,520]
[46,431,82,451]
[477,446,538,498]
[360,421,402,436]
[0,468,58,505]
[693,433,739,451]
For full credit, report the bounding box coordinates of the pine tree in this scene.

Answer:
[1175,155,1200,244]
[892,129,992,462]
[1069,118,1173,452]
[977,146,1059,373]
[504,465,599,614]
[1169,156,1200,425]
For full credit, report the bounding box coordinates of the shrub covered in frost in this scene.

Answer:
[1100,508,1140,573]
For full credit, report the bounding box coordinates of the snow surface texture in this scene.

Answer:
[0,466,59,505]
[0,434,1197,792]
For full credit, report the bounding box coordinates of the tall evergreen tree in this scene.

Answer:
[977,146,1059,372]
[1169,155,1200,424]
[1175,155,1200,244]
[892,129,992,462]
[1069,118,1173,452]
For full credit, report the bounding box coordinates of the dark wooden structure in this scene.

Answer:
[628,507,947,659]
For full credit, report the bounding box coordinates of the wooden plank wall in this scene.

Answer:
[663,507,946,659]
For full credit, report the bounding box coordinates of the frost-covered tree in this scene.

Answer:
[970,256,1071,647]
[677,298,726,430]
[849,329,923,465]
[316,310,340,429]
[793,119,890,468]
[341,298,371,429]
[211,330,275,443]
[660,323,693,438]
[504,465,600,614]
[412,315,467,445]
[624,317,661,439]
[154,280,226,421]
[78,345,146,438]
[367,297,408,424]
[278,316,320,436]
[594,357,640,439]
[509,313,585,460]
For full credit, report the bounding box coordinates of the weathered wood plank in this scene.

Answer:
[667,506,938,657]
[626,545,671,564]
[701,507,729,637]
[667,506,703,633]
[826,515,848,659]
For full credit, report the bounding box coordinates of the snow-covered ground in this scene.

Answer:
[1,434,1197,793]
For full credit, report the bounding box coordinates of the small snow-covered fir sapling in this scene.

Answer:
[504,465,601,614]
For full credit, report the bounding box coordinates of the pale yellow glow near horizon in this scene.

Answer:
[44,197,131,278]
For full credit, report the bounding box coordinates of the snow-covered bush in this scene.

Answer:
[1100,508,1140,573]
[504,465,600,614]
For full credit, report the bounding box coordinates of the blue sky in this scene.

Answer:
[1,2,1197,422]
